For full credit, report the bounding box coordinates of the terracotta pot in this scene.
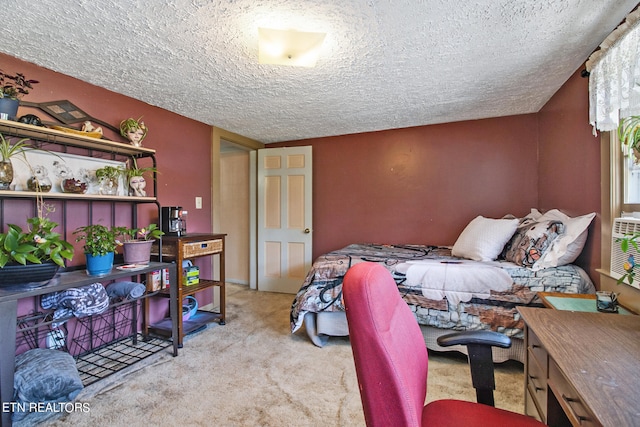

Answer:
[122,240,154,264]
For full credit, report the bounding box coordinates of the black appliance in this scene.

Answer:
[161,206,186,236]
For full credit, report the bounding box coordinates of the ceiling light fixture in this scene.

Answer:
[258,27,326,67]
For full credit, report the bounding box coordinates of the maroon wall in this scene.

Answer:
[537,69,601,285]
[273,115,540,260]
[273,70,602,283]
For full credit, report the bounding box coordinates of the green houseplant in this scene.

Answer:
[0,212,75,286]
[0,216,74,268]
[124,158,157,197]
[0,132,30,190]
[119,117,148,147]
[618,115,640,162]
[121,223,163,264]
[73,224,126,276]
[0,70,38,121]
[95,165,124,196]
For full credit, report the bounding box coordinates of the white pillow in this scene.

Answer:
[452,216,519,261]
[532,210,595,270]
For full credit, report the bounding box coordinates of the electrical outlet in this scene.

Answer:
[195,196,202,209]
[46,330,65,350]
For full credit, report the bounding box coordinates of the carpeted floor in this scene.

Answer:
[40,283,525,426]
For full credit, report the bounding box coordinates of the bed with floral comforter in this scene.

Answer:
[290,243,595,358]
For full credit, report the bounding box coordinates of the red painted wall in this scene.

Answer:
[538,68,601,284]
[273,115,540,260]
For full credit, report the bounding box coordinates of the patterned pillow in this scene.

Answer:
[502,220,564,267]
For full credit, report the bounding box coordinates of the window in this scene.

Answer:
[619,135,640,212]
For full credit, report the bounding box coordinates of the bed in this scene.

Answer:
[290,211,597,363]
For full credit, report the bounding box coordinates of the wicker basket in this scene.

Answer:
[183,239,223,258]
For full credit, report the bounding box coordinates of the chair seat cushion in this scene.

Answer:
[423,399,545,427]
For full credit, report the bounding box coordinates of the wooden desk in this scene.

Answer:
[519,307,640,426]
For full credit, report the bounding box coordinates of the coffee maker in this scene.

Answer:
[162,206,187,236]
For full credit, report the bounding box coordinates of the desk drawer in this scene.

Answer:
[526,347,547,420]
[549,360,599,427]
[183,239,223,258]
[527,328,548,376]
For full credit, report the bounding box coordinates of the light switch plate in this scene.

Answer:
[195,196,202,209]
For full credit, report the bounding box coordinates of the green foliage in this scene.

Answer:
[73,224,127,257]
[0,217,74,268]
[0,132,31,162]
[124,157,157,179]
[122,223,164,241]
[95,165,125,181]
[119,117,147,139]
[618,115,640,151]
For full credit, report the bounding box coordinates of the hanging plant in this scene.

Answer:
[618,115,640,162]
[119,117,148,147]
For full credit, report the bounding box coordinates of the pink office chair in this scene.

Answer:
[343,262,544,427]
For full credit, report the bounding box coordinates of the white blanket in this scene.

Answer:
[401,259,513,305]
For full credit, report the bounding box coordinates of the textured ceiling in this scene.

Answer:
[0,0,637,143]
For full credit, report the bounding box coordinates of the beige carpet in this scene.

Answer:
[46,283,525,426]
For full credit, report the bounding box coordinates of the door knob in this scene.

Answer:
[304,228,311,233]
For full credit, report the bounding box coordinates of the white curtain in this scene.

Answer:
[588,8,640,132]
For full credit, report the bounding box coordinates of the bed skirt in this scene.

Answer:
[303,311,525,363]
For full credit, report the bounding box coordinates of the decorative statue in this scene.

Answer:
[119,117,148,147]
[81,121,103,136]
[128,175,147,197]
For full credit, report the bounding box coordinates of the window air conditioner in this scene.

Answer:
[611,217,640,290]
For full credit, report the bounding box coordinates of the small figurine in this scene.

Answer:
[128,175,147,197]
[81,121,103,136]
[119,117,148,147]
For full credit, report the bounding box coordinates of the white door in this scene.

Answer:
[257,146,312,293]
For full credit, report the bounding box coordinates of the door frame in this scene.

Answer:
[212,127,264,289]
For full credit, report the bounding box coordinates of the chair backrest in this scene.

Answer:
[343,262,428,427]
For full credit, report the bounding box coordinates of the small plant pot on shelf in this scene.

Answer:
[85,252,114,277]
[0,98,19,121]
[0,159,13,190]
[122,240,154,264]
[0,262,58,287]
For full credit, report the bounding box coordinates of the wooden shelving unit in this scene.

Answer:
[149,233,226,346]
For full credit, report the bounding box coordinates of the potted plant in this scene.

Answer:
[0,70,39,120]
[95,165,124,195]
[73,224,126,276]
[0,215,75,286]
[0,132,30,190]
[119,117,148,147]
[121,223,164,264]
[124,158,157,197]
[618,115,640,162]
